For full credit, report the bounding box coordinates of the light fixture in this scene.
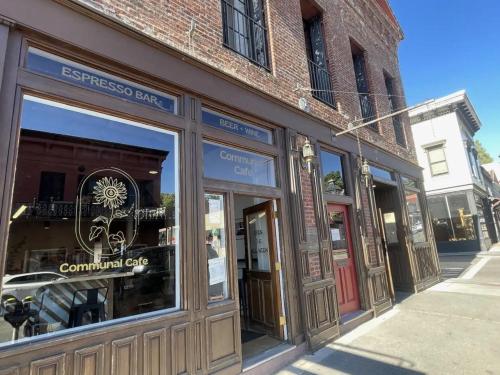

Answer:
[12,204,28,220]
[149,170,159,175]
[361,160,371,176]
[301,138,316,174]
[361,159,371,188]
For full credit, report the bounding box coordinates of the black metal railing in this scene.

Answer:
[221,0,269,69]
[307,59,335,108]
[358,93,378,131]
[392,114,406,146]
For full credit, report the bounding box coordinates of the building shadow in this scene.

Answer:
[282,344,424,375]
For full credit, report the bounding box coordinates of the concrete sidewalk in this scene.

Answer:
[276,250,500,375]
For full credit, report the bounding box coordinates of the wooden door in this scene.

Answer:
[243,201,283,339]
[328,204,360,315]
[374,186,414,292]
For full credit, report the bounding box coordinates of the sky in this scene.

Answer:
[390,0,500,161]
[22,96,177,193]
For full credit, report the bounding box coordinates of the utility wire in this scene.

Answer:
[294,84,407,99]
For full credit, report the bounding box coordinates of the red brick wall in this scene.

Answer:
[73,0,417,164]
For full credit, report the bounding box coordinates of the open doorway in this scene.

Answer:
[234,195,285,360]
[373,182,414,296]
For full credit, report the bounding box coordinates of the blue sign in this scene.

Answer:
[203,142,276,187]
[202,108,272,144]
[26,48,177,114]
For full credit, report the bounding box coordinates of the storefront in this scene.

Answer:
[0,4,440,374]
[427,189,491,253]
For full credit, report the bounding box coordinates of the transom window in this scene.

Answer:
[221,0,269,69]
[320,150,346,195]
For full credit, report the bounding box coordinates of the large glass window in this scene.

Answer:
[428,193,476,242]
[203,141,276,187]
[320,150,345,195]
[205,193,229,302]
[403,180,427,243]
[448,193,475,240]
[1,95,180,345]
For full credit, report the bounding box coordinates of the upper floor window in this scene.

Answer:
[466,144,480,179]
[384,73,406,147]
[426,144,448,176]
[221,0,269,69]
[301,0,335,108]
[351,41,378,131]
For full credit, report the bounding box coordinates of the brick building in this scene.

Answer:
[0,0,440,374]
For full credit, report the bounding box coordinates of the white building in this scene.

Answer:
[409,90,493,252]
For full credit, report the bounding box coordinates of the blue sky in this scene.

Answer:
[390,0,500,161]
[22,98,177,193]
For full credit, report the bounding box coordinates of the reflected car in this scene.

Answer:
[1,272,67,301]
[112,245,176,318]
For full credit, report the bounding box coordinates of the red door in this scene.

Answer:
[328,204,360,315]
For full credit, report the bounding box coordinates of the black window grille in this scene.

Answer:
[304,17,335,108]
[39,171,66,201]
[384,74,406,147]
[221,0,269,69]
[352,51,378,131]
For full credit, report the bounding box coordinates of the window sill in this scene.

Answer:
[222,43,271,72]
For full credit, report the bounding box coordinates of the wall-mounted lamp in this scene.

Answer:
[361,159,371,187]
[301,138,316,174]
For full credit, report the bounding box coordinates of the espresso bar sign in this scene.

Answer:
[26,48,177,114]
[202,108,272,144]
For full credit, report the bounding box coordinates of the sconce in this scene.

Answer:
[361,159,371,187]
[301,138,316,174]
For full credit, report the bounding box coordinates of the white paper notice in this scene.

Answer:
[330,228,341,241]
[208,199,222,224]
[208,257,226,285]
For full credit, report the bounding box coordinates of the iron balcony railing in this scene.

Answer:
[358,92,379,131]
[307,59,335,108]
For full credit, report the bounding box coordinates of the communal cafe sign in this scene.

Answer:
[26,47,178,114]
[56,167,160,273]
[203,141,276,187]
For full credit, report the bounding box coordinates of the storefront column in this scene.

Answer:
[286,130,340,350]
[0,23,9,91]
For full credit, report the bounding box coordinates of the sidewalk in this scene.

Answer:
[276,250,500,375]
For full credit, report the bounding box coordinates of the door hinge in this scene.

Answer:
[272,211,278,219]
[279,316,286,326]
[275,262,281,271]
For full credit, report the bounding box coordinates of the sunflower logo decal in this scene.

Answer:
[93,177,127,209]
[75,168,140,259]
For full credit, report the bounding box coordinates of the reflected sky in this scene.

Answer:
[21,97,177,193]
[320,150,344,178]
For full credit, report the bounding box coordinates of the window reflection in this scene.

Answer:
[320,150,345,195]
[428,193,476,242]
[205,194,228,302]
[404,190,426,243]
[329,211,347,250]
[1,96,179,344]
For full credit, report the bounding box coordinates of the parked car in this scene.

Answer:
[1,272,67,301]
